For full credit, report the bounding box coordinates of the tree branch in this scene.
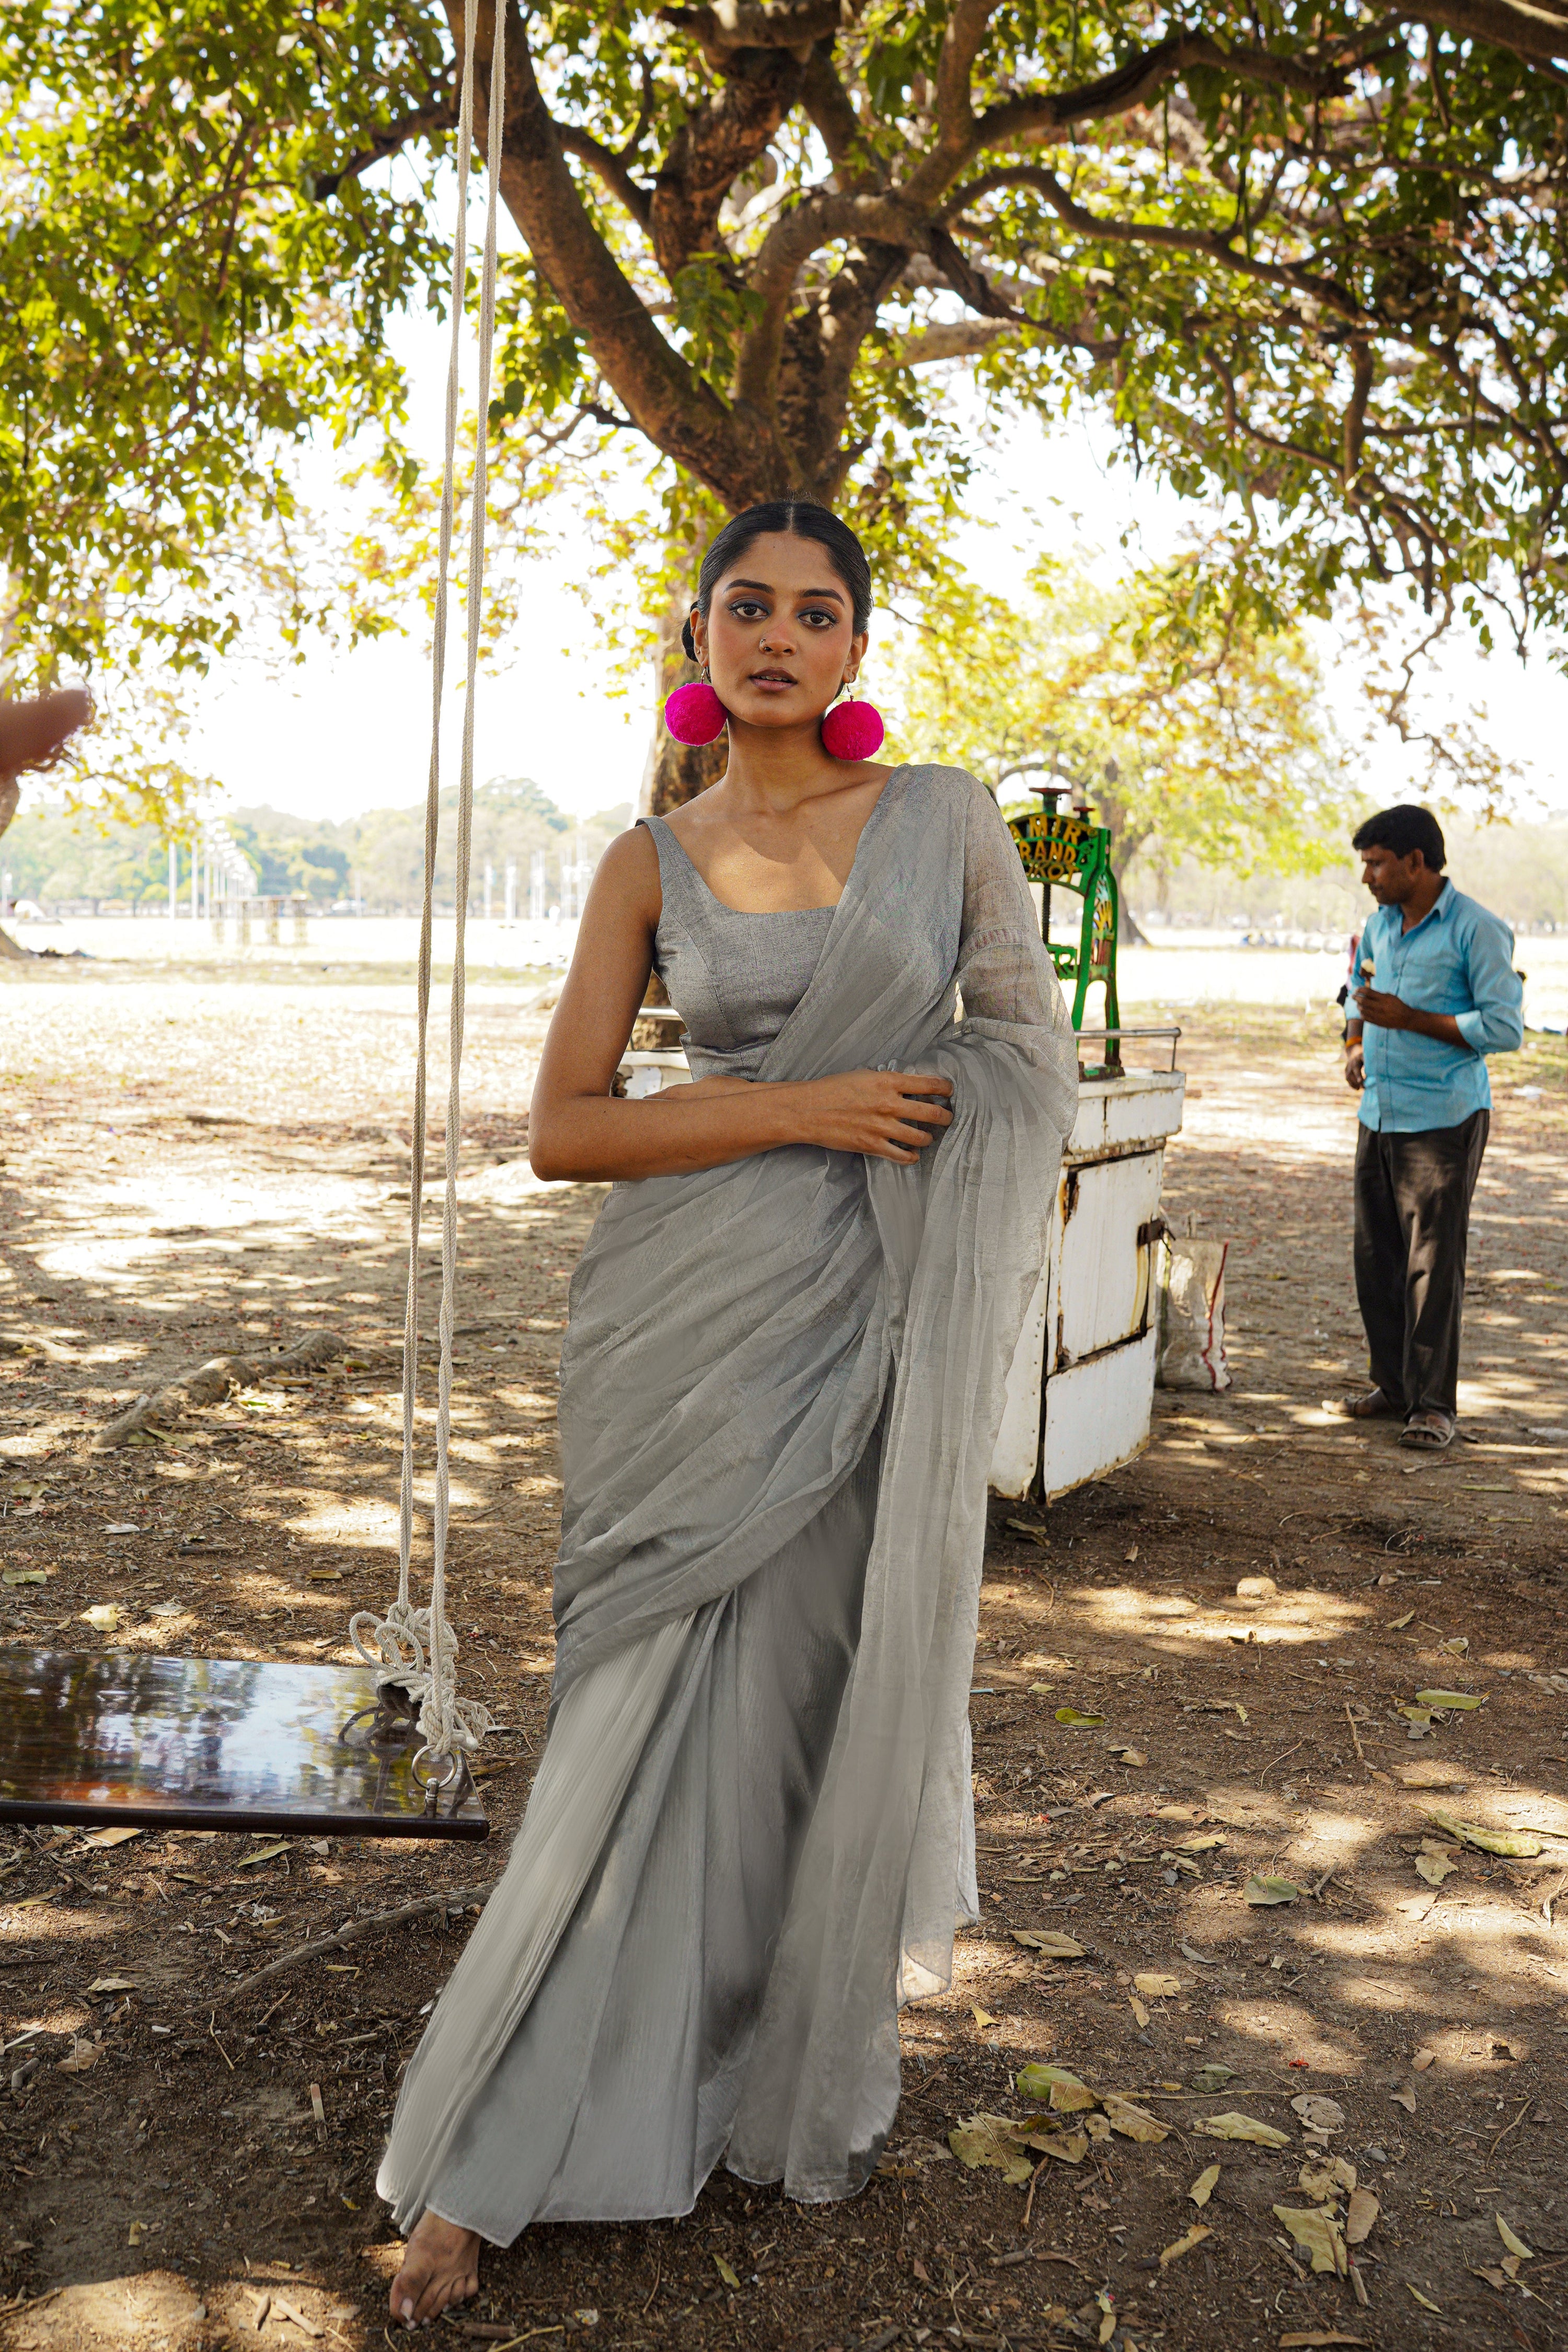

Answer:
[558,125,654,230]
[657,1,847,57]
[467,1,772,505]
[874,319,1021,364]
[1343,342,1375,486]
[905,0,1006,207]
[649,44,806,280]
[802,39,881,189]
[1420,0,1568,67]
[737,189,921,407]
[950,162,1365,324]
[309,92,458,202]
[971,32,1358,159]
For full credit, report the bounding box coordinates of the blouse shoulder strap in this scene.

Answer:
[636,813,704,938]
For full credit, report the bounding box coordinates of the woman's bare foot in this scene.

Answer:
[388,2211,481,2328]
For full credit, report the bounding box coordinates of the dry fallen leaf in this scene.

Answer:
[1413,1689,1484,1710]
[1427,1808,1544,1859]
[1244,1874,1300,1906]
[1406,2285,1443,2313]
[1345,2189,1380,2246]
[78,1603,122,1633]
[1390,2083,1417,2114]
[1134,1972,1181,1999]
[972,2004,998,2030]
[948,2114,1036,2186]
[1197,2112,1292,2148]
[236,1840,292,1870]
[1497,2215,1535,2261]
[1129,1997,1151,2029]
[1290,2094,1345,2134]
[1172,1833,1226,1853]
[1011,1930,1086,1959]
[1036,2128,1089,2165]
[1015,2062,1097,2112]
[1102,2094,1169,2143]
[79,1826,142,1851]
[1084,2111,1112,2145]
[1189,2163,1220,2208]
[1399,1763,1468,1789]
[1387,1610,1416,1629]
[1439,1635,1469,1654]
[85,1976,138,1995]
[1415,1844,1459,1886]
[713,2253,741,2290]
[1299,2159,1356,2201]
[1109,1746,1148,1766]
[1160,2224,1212,2267]
[56,2039,100,2074]
[1125,1544,1138,1562]
[1412,2047,1436,2072]
[1275,2205,1348,2277]
[1278,2335,1369,2348]
[1191,2061,1236,2094]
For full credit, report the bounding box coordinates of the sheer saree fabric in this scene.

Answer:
[379,765,1077,2230]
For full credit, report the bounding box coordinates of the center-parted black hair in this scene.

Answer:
[681,501,873,663]
[1351,804,1447,872]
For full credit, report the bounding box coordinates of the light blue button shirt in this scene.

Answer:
[1356,882,1524,1133]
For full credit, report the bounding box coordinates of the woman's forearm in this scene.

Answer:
[529,1080,804,1182]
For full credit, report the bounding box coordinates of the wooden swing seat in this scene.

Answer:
[0,1648,489,1840]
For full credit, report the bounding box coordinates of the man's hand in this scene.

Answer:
[1344,1038,1365,1092]
[1354,985,1415,1030]
[1353,986,1465,1051]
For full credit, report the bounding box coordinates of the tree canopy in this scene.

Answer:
[5,0,1566,819]
[887,543,1351,901]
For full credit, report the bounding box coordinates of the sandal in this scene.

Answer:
[1334,1387,1399,1420]
[1399,1412,1455,1451]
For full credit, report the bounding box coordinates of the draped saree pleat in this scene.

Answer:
[378,764,1078,2238]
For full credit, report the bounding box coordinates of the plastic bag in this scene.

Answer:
[1156,1236,1232,1392]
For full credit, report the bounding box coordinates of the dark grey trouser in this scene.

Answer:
[1353,1108,1489,1422]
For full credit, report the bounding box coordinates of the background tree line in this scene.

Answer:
[2,777,629,912]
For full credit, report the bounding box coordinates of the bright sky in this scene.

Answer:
[172,296,1568,830]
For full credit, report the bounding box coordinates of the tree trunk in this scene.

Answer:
[0,771,28,959]
[637,578,729,822]
[1090,788,1152,948]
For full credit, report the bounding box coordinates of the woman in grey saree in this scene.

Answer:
[382,507,1077,2321]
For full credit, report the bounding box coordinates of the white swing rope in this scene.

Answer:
[349,0,508,1774]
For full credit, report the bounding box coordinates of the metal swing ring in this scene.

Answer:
[411,1743,465,1794]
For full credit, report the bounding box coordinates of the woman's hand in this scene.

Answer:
[791,1068,954,1162]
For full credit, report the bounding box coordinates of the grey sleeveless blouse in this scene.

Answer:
[639,814,835,1079]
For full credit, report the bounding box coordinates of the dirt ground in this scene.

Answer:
[1,952,1566,2352]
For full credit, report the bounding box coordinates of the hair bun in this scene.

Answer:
[680,616,697,663]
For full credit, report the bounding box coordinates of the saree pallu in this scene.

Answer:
[379,765,1078,2233]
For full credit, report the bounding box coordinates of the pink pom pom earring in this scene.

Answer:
[820,677,884,762]
[664,674,727,746]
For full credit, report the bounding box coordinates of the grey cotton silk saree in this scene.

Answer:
[379,764,1078,2238]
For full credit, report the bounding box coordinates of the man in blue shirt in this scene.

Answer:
[1340,805,1523,1450]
